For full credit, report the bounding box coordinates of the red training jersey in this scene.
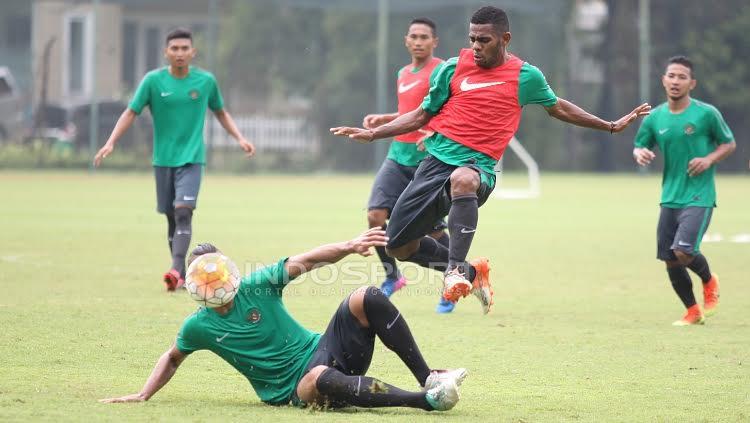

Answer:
[395,57,443,142]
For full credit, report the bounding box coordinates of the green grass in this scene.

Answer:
[1,171,748,422]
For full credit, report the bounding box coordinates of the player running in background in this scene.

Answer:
[100,228,466,411]
[633,56,735,326]
[360,17,455,313]
[332,6,650,314]
[94,28,255,291]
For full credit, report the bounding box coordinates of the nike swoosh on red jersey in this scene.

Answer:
[398,80,421,93]
[459,77,506,92]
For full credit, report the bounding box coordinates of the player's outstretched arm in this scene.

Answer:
[213,109,256,158]
[545,98,651,134]
[99,345,186,403]
[93,109,137,167]
[330,107,431,144]
[284,228,388,279]
[363,113,400,129]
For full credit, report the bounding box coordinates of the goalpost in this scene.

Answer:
[492,136,541,200]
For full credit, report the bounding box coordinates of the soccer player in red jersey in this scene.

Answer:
[332,6,650,314]
[359,18,455,313]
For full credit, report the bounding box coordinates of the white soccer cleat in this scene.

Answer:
[442,270,472,303]
[425,379,460,411]
[424,368,468,391]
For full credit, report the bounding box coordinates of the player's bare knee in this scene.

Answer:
[450,167,480,196]
[367,209,388,229]
[348,286,370,328]
[673,250,694,266]
[386,241,418,260]
[296,365,329,404]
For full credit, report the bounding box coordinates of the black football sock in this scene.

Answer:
[375,225,401,281]
[316,367,432,410]
[434,231,450,249]
[363,287,431,386]
[447,194,478,279]
[687,254,712,283]
[667,265,696,308]
[404,236,449,272]
[166,213,176,254]
[171,207,193,279]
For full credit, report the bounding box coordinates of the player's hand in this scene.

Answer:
[238,138,256,158]
[329,127,375,143]
[363,114,385,129]
[99,393,146,403]
[687,157,712,177]
[415,129,433,151]
[633,147,655,166]
[611,103,651,133]
[347,228,388,257]
[93,142,114,167]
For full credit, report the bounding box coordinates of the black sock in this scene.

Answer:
[404,236,448,272]
[434,231,450,249]
[166,213,176,254]
[315,367,432,410]
[667,265,696,308]
[375,224,401,281]
[363,287,431,386]
[171,208,193,279]
[447,194,478,280]
[687,254,712,283]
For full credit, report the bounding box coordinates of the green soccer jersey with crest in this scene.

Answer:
[634,99,734,208]
[176,259,320,405]
[129,66,224,167]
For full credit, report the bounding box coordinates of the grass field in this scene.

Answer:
[1,171,748,422]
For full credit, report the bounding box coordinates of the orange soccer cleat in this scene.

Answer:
[703,274,720,317]
[672,304,705,326]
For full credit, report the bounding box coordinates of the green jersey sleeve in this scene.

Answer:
[128,73,152,114]
[634,115,656,149]
[175,312,205,355]
[518,63,557,107]
[208,74,224,112]
[240,258,295,297]
[421,57,458,115]
[708,105,734,144]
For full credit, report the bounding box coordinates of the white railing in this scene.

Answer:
[205,115,320,153]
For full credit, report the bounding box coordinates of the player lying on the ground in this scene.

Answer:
[100,228,467,411]
[332,6,650,315]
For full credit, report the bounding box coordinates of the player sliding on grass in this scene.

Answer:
[94,28,255,291]
[100,228,467,411]
[632,56,735,326]
[332,6,651,314]
[360,17,456,313]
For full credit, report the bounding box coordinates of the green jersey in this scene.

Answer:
[421,55,557,187]
[129,66,224,167]
[634,99,734,208]
[176,259,320,405]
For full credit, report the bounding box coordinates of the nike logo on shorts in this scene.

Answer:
[460,77,506,92]
[677,240,692,248]
[183,196,196,201]
[460,228,476,234]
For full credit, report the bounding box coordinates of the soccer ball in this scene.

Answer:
[185,252,241,307]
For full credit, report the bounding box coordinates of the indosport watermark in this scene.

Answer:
[237,260,450,298]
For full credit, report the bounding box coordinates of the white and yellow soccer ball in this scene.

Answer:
[185,253,241,307]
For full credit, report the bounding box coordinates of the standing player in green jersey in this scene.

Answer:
[633,56,735,326]
[93,28,255,291]
[360,17,455,313]
[332,6,650,314]
[100,228,467,411]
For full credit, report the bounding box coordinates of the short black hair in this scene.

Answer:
[667,55,694,78]
[470,6,510,34]
[409,17,437,36]
[188,243,219,267]
[166,27,192,45]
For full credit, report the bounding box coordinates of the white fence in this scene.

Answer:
[206,115,320,153]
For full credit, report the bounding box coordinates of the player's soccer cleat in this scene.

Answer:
[436,297,456,314]
[163,269,184,291]
[469,257,493,314]
[442,269,472,303]
[424,379,460,411]
[380,276,407,298]
[703,274,720,317]
[424,368,468,391]
[672,304,705,326]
